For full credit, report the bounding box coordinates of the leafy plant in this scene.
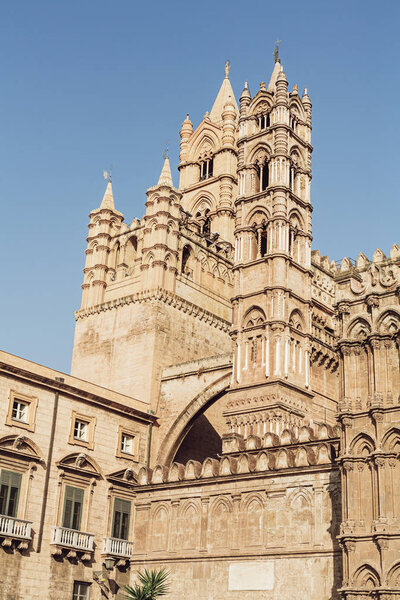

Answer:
[123,568,170,600]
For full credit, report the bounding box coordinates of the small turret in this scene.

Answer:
[301,88,312,126]
[81,176,123,309]
[179,114,193,162]
[276,66,289,106]
[222,96,236,149]
[239,82,251,117]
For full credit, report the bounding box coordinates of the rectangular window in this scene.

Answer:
[0,470,22,517]
[62,486,84,531]
[73,419,88,442]
[112,498,131,540]
[6,391,38,432]
[121,433,134,454]
[73,582,90,600]
[11,399,28,423]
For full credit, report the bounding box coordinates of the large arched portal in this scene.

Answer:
[156,373,231,466]
[173,396,227,463]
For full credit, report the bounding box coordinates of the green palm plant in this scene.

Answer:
[123,568,170,600]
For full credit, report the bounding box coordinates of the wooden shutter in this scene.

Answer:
[0,470,21,517]
[63,486,84,530]
[112,498,130,540]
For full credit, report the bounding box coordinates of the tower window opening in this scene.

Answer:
[257,161,269,192]
[258,113,270,130]
[181,245,193,278]
[260,230,268,257]
[200,158,213,181]
[203,209,211,236]
[290,168,295,191]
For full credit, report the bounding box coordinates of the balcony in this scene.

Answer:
[0,515,32,549]
[102,536,134,559]
[51,526,94,560]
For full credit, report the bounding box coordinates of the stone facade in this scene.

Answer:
[1,54,400,599]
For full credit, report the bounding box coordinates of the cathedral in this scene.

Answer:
[0,52,399,600]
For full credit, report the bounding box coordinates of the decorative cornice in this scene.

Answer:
[74,288,231,332]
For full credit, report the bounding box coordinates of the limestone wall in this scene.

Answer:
[132,433,342,600]
[72,291,231,406]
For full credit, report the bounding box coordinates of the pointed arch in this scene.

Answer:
[209,496,232,549]
[353,564,380,588]
[242,494,264,547]
[289,309,305,332]
[289,96,306,121]
[248,143,272,166]
[242,306,266,328]
[377,309,400,335]
[151,504,170,551]
[347,317,371,341]
[387,561,400,587]
[381,428,400,453]
[349,433,375,457]
[181,244,195,277]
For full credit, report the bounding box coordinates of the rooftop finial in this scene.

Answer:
[103,165,112,182]
[274,39,281,63]
[225,60,230,79]
[163,141,169,160]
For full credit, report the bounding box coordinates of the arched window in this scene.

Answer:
[256,160,269,192]
[253,221,268,258]
[124,236,137,267]
[181,245,194,278]
[195,205,212,236]
[200,158,213,181]
[258,113,270,130]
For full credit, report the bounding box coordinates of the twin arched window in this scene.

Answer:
[258,113,270,130]
[200,158,213,181]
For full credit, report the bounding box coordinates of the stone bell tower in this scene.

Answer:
[225,54,314,436]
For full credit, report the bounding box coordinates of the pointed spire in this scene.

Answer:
[210,62,238,123]
[267,60,282,92]
[157,155,173,187]
[100,180,115,210]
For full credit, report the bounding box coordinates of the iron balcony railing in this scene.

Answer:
[0,515,32,540]
[51,526,94,551]
[102,536,134,558]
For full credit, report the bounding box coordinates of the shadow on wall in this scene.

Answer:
[328,467,342,600]
[173,414,222,464]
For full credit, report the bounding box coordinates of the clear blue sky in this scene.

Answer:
[1,0,399,373]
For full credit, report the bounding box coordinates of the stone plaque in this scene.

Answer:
[228,561,274,591]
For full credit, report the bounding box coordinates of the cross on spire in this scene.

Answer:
[163,142,169,160]
[103,165,113,182]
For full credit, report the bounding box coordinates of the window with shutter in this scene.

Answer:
[73,581,90,600]
[62,486,84,530]
[112,497,131,540]
[0,470,22,517]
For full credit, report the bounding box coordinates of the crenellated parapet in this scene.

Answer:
[136,422,338,486]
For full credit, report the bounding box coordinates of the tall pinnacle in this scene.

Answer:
[158,155,173,187]
[100,180,115,210]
